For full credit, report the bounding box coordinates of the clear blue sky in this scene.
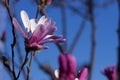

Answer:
[0,0,119,80]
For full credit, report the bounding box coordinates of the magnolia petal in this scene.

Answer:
[59,54,67,72]
[78,67,88,80]
[39,38,66,44]
[39,19,57,37]
[29,24,52,44]
[43,18,51,29]
[44,35,53,39]
[46,26,57,35]
[33,25,48,41]
[50,21,55,26]
[67,54,76,74]
[38,24,55,41]
[29,43,48,50]
[54,69,59,79]
[12,18,28,39]
[44,35,63,39]
[30,19,38,33]
[20,10,31,32]
[38,16,48,25]
[74,78,79,80]
[29,24,43,44]
[66,73,75,80]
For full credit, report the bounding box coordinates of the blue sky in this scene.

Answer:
[0,0,119,80]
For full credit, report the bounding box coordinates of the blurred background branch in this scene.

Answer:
[117,0,120,80]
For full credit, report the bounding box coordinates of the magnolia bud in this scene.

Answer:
[45,0,51,5]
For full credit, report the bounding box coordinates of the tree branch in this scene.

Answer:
[117,0,120,80]
[5,0,17,79]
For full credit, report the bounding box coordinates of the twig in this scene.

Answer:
[17,51,29,79]
[61,4,67,50]
[88,0,96,80]
[5,1,17,79]
[16,34,26,79]
[35,5,46,18]
[117,0,120,80]
[35,6,40,19]
[26,52,35,80]
[56,43,65,53]
[1,56,11,72]
[68,5,89,18]
[94,0,115,8]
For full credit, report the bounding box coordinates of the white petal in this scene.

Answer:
[38,16,48,25]
[54,69,59,79]
[44,35,53,39]
[30,19,38,33]
[20,10,31,32]
[74,78,79,80]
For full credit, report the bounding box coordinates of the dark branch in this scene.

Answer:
[5,0,17,79]
[88,0,96,80]
[61,4,67,50]
[27,52,35,80]
[17,51,29,79]
[117,0,120,80]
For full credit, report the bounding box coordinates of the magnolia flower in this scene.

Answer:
[55,53,88,80]
[103,66,117,80]
[12,10,65,52]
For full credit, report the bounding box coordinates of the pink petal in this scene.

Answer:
[39,38,66,44]
[67,54,76,74]
[32,24,56,42]
[12,18,28,39]
[66,73,75,80]
[29,24,43,44]
[78,67,88,80]
[29,43,48,50]
[39,25,57,41]
[59,54,67,73]
[41,18,57,34]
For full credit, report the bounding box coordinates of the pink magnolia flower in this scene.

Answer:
[55,53,88,80]
[103,66,117,80]
[12,10,65,52]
